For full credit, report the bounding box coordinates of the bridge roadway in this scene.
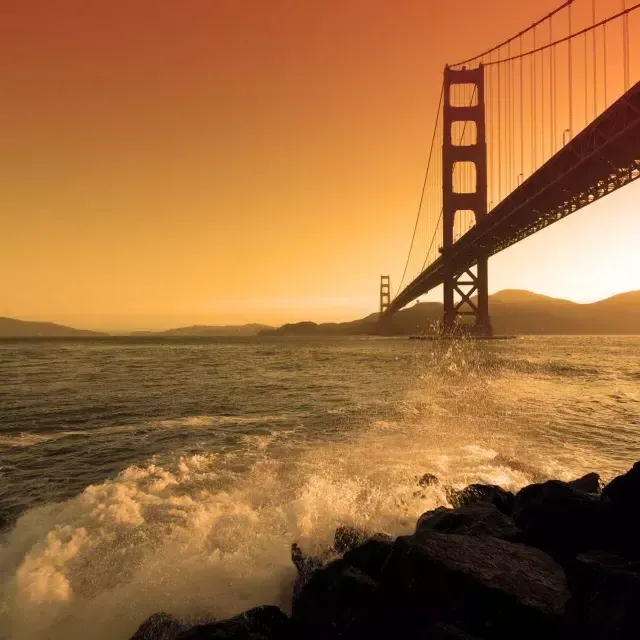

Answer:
[385,79,640,318]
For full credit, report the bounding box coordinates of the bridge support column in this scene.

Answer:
[442,65,492,337]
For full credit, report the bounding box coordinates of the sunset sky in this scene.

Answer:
[1,0,639,330]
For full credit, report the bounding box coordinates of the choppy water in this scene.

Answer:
[0,335,639,640]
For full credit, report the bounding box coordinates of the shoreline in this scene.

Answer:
[128,461,640,640]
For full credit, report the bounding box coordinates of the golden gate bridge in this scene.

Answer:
[380,0,640,336]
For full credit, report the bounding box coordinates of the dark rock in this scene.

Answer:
[342,536,394,581]
[602,461,640,508]
[446,484,515,516]
[334,526,369,554]
[130,613,187,640]
[424,622,482,639]
[416,503,523,542]
[418,473,441,487]
[291,559,382,639]
[381,530,569,639]
[176,606,289,639]
[291,543,323,577]
[568,472,603,494]
[567,551,640,639]
[513,480,611,560]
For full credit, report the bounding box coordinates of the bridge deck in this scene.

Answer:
[386,79,640,317]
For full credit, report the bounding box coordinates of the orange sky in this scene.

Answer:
[1,0,639,330]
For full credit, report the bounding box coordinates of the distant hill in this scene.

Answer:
[260,290,640,336]
[131,323,273,337]
[0,317,107,337]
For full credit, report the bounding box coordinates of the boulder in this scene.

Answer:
[342,536,394,581]
[602,461,640,509]
[334,526,369,554]
[130,613,186,640]
[176,606,289,639]
[416,503,523,542]
[291,559,382,639]
[568,472,603,495]
[567,551,640,639]
[513,480,611,560]
[424,622,482,639]
[381,530,569,639]
[446,484,515,516]
[418,473,441,487]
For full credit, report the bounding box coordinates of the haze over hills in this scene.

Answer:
[0,317,107,337]
[131,324,273,337]
[2,290,639,337]
[261,289,640,336]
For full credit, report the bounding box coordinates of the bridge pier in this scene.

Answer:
[442,65,492,337]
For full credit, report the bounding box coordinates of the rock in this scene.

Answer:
[130,613,186,640]
[381,530,569,639]
[446,484,515,516]
[513,480,611,560]
[416,503,523,542]
[291,543,323,576]
[291,559,382,638]
[334,526,369,554]
[424,622,482,639]
[342,536,394,581]
[176,606,289,639]
[567,472,603,494]
[602,461,640,508]
[567,551,640,639]
[418,473,440,487]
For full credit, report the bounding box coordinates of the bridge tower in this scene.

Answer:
[379,275,391,315]
[442,65,492,336]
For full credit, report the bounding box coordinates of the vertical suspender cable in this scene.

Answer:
[498,50,502,202]
[550,16,555,153]
[533,26,537,172]
[568,1,573,138]
[584,32,589,126]
[603,22,608,107]
[520,37,524,178]
[592,0,597,119]
[623,1,630,90]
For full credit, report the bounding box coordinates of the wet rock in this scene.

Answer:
[130,613,186,640]
[513,480,611,560]
[416,503,523,542]
[446,484,515,516]
[291,543,323,577]
[176,606,289,639]
[567,551,640,639]
[291,559,381,638]
[342,536,394,581]
[418,473,441,487]
[334,526,369,554]
[381,530,569,639]
[568,472,603,494]
[602,461,640,508]
[424,622,482,639]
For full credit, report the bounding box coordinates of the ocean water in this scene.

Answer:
[0,335,639,639]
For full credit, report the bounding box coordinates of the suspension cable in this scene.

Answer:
[396,84,444,293]
[484,2,640,67]
[451,0,574,68]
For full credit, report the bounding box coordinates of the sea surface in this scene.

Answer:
[0,335,639,639]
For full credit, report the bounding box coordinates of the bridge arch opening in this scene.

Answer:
[451,121,477,146]
[452,161,477,194]
[449,83,478,107]
[453,209,476,241]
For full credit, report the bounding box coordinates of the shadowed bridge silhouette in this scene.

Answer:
[381,0,640,336]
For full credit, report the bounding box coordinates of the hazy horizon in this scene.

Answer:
[6,286,640,332]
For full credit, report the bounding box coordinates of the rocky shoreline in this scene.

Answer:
[129,461,640,639]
